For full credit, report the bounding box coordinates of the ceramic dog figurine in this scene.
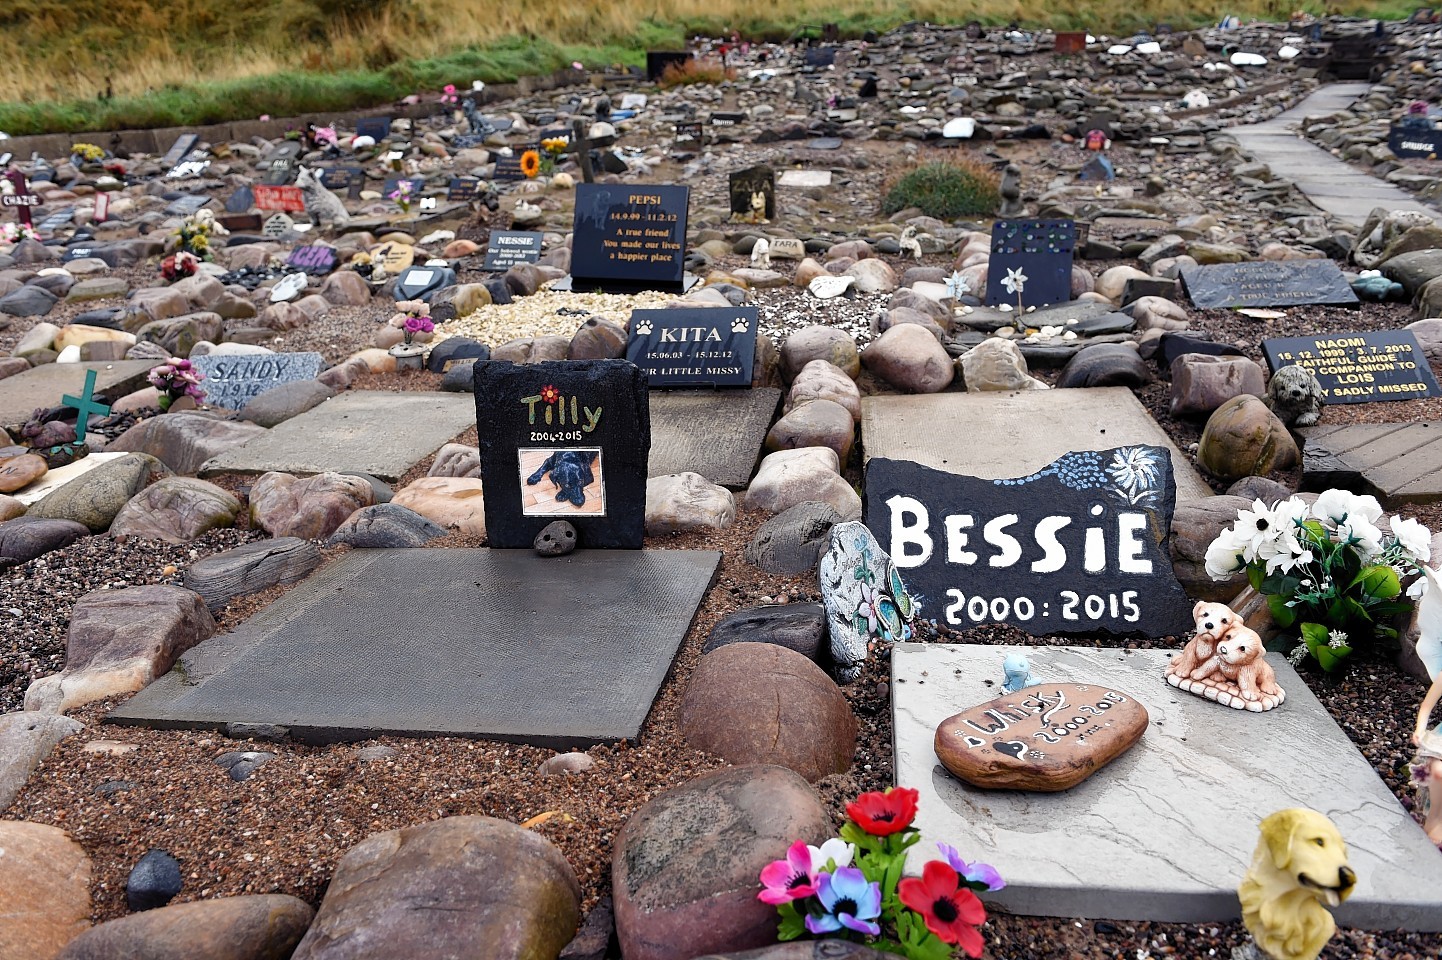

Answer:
[526,451,597,507]
[1170,601,1238,679]
[1238,808,1355,960]
[1264,365,1324,428]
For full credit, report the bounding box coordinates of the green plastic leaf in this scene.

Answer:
[776,902,806,941]
[1300,621,1330,649]
[1248,565,1265,592]
[1268,594,1297,628]
[1350,564,1401,599]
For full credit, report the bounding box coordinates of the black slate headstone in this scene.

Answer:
[985,219,1077,308]
[191,352,325,411]
[474,359,650,549]
[1389,123,1442,158]
[164,195,210,217]
[355,117,391,141]
[625,307,758,387]
[863,448,1191,638]
[225,186,255,214]
[260,141,302,186]
[728,165,775,220]
[1180,261,1360,309]
[393,264,456,302]
[287,245,339,275]
[159,134,199,171]
[674,122,704,149]
[493,155,525,181]
[646,51,692,81]
[447,177,482,201]
[570,183,689,294]
[1157,332,1245,371]
[483,230,544,271]
[319,166,366,200]
[381,176,427,200]
[1262,330,1442,404]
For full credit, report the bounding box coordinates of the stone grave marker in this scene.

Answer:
[625,306,758,388]
[768,238,806,260]
[803,46,838,67]
[224,185,254,214]
[287,245,339,275]
[892,643,1442,927]
[646,51,691,81]
[0,361,153,430]
[319,166,366,200]
[252,185,306,213]
[35,209,73,237]
[93,192,110,223]
[60,368,112,442]
[191,352,324,411]
[778,169,832,187]
[674,122,704,150]
[164,195,211,217]
[483,230,544,271]
[393,264,455,302]
[1389,123,1441,158]
[648,389,782,488]
[260,141,301,185]
[1181,261,1359,309]
[474,360,650,549]
[355,116,391,141]
[110,547,721,747]
[219,213,262,233]
[1055,31,1087,53]
[165,159,210,180]
[262,213,295,238]
[373,242,415,274]
[709,112,747,127]
[447,177,482,202]
[985,219,1077,308]
[570,183,689,295]
[865,447,1192,638]
[201,391,476,482]
[493,155,525,181]
[728,164,775,221]
[1262,330,1441,404]
[159,133,200,171]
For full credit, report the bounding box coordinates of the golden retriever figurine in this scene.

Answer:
[1238,809,1356,960]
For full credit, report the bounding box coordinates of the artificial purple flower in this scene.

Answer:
[938,842,1006,892]
[804,867,881,937]
[404,317,424,334]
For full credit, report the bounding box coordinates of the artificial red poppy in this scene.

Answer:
[845,787,919,836]
[898,860,986,957]
[540,384,560,404]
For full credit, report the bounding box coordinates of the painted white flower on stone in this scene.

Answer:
[1001,267,1028,296]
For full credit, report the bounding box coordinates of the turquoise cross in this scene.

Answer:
[60,369,112,442]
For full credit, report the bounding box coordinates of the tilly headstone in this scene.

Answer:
[570,183,689,294]
[985,219,1077,308]
[1262,331,1442,404]
[483,230,544,271]
[625,307,758,387]
[864,446,1192,637]
[473,359,650,549]
[192,353,325,411]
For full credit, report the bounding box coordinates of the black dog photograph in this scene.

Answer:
[518,448,606,517]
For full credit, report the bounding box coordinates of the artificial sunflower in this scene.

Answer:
[519,149,542,179]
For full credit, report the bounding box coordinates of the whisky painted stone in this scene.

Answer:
[473,359,650,549]
[625,307,757,387]
[864,447,1192,638]
[934,682,1149,791]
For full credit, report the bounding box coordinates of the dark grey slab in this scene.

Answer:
[199,390,475,481]
[110,548,721,747]
[0,361,154,429]
[648,388,780,488]
[1181,260,1359,310]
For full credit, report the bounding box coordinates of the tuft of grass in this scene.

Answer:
[883,158,1002,220]
[658,58,737,88]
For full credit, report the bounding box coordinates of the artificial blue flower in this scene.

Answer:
[804,867,882,936]
[937,842,1006,892]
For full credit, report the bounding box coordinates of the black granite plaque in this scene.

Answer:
[447,177,482,201]
[165,195,210,217]
[625,307,758,387]
[1262,330,1442,404]
[225,186,255,214]
[985,219,1077,309]
[494,155,525,181]
[1180,261,1359,309]
[675,122,704,148]
[287,244,339,275]
[382,176,427,200]
[728,165,775,220]
[570,183,688,294]
[192,352,325,411]
[261,142,301,186]
[864,449,1192,638]
[160,134,199,170]
[319,166,366,200]
[355,117,391,141]
[1389,123,1442,159]
[483,230,544,271]
[474,359,650,549]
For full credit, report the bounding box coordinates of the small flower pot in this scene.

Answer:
[389,343,425,372]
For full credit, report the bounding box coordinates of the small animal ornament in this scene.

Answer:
[1264,365,1324,428]
[749,190,768,223]
[899,225,923,261]
[294,166,350,229]
[1169,601,1238,678]
[190,207,227,236]
[1000,653,1039,694]
[751,237,771,269]
[1166,603,1285,711]
[1237,809,1355,960]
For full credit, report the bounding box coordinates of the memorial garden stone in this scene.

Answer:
[818,521,920,682]
[570,183,688,294]
[626,307,757,387]
[702,604,827,661]
[473,360,650,549]
[191,353,324,411]
[985,220,1076,308]
[728,165,775,221]
[393,265,456,302]
[1263,330,1442,404]
[483,230,544,271]
[1181,261,1359,309]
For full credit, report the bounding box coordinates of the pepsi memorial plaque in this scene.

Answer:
[570,183,688,294]
[864,447,1192,637]
[625,307,758,387]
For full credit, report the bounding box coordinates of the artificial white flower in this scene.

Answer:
[807,838,855,872]
[1311,489,1382,527]
[1336,515,1383,559]
[1263,535,1314,575]
[1205,531,1249,579]
[1408,567,1437,600]
[1232,499,1286,557]
[1286,642,1309,666]
[1271,496,1310,532]
[1327,629,1348,649]
[1001,267,1028,296]
[1391,515,1433,563]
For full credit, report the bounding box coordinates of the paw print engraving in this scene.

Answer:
[634,319,653,337]
[731,316,749,333]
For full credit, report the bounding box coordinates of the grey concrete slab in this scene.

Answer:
[649,388,781,488]
[199,390,476,482]
[893,643,1442,928]
[110,548,721,747]
[1231,83,1439,226]
[860,388,1211,503]
[0,361,154,429]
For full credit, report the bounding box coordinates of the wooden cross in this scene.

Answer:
[2,169,37,228]
[61,369,112,442]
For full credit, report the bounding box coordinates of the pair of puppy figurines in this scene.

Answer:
[1168,601,1284,706]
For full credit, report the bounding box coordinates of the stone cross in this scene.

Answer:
[61,369,112,442]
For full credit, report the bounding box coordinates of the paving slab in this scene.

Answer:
[860,388,1211,503]
[1231,83,1439,226]
[0,361,154,429]
[892,643,1442,928]
[110,548,721,747]
[199,390,475,482]
[11,452,126,505]
[648,388,780,488]
[1301,421,1442,505]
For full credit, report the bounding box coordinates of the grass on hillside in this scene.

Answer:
[0,0,1417,136]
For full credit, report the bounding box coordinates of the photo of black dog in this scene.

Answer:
[526,450,599,507]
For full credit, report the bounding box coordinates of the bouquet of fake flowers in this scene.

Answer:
[147,358,206,411]
[540,136,569,175]
[389,300,434,344]
[71,142,104,163]
[388,181,415,212]
[759,787,1001,959]
[160,251,200,282]
[174,214,213,259]
[1205,490,1433,670]
[0,222,36,244]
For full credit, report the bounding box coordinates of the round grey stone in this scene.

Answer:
[534,520,577,556]
[744,501,843,574]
